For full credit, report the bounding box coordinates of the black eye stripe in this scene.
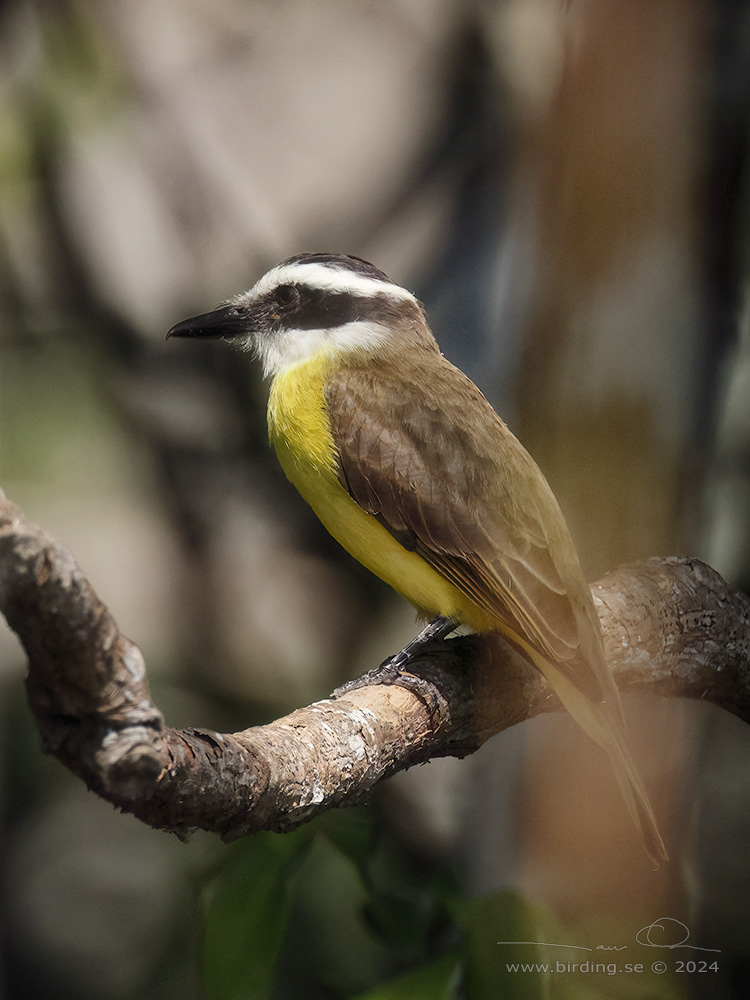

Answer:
[275,284,297,306]
[279,289,361,329]
[263,286,423,331]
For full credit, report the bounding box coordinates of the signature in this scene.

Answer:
[635,918,720,953]
[497,917,720,953]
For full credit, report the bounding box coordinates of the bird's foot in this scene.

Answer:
[385,615,458,670]
[332,616,457,718]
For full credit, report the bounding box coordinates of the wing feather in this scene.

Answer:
[324,354,601,693]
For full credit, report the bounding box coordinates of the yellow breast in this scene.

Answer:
[266,354,483,623]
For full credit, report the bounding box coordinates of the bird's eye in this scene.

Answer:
[275,284,297,307]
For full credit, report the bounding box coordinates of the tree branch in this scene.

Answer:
[1,489,748,841]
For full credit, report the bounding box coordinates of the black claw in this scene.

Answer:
[332,660,442,723]
[330,616,457,724]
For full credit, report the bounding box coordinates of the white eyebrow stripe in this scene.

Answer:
[251,262,416,301]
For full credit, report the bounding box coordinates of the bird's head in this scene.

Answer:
[167,252,435,377]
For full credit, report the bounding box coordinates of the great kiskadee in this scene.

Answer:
[168,251,667,864]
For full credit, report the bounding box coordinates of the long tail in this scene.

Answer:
[528,652,668,867]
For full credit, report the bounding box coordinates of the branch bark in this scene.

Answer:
[1,489,749,841]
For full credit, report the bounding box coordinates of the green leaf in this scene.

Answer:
[458,891,587,1000]
[314,808,375,870]
[201,830,309,1000]
[352,953,461,1000]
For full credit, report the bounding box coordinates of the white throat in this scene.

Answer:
[257,320,391,378]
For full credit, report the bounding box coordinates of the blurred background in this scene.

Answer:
[1,1,750,998]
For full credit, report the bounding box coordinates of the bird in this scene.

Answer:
[167,251,667,864]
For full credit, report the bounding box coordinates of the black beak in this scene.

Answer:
[166,305,248,341]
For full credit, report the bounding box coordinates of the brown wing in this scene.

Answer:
[324,352,604,696]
